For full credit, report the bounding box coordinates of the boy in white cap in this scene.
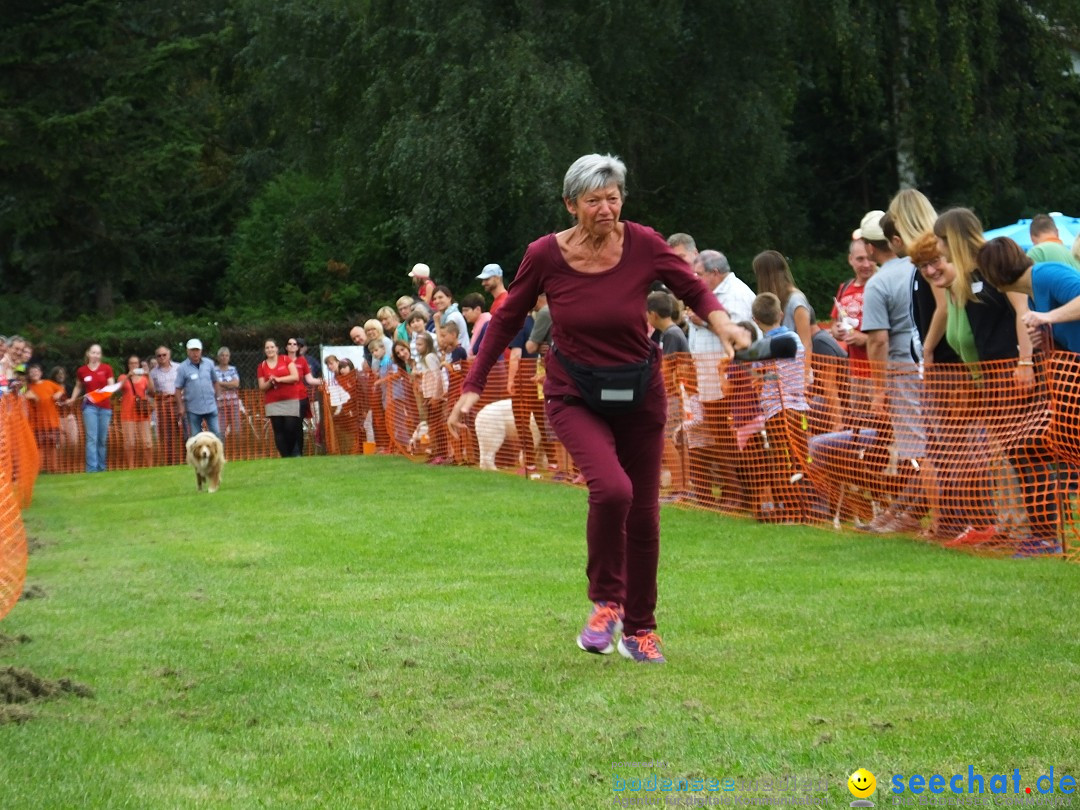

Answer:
[408,262,436,306]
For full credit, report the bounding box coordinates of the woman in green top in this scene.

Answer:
[911,218,1058,553]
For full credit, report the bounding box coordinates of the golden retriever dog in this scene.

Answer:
[185,431,225,493]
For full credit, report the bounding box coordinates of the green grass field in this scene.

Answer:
[1,456,1077,809]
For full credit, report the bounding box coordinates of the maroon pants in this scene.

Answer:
[544,377,667,636]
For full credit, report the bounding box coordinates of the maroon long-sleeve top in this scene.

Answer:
[462,220,726,400]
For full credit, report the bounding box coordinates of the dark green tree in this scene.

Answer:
[0,0,237,320]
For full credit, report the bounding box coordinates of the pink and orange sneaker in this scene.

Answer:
[618,630,666,664]
[576,601,624,655]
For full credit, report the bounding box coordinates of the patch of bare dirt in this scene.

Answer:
[0,666,94,725]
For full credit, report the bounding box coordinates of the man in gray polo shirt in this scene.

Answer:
[860,209,926,533]
[175,338,221,440]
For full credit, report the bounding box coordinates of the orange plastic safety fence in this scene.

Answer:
[8,352,1080,564]
[0,397,30,619]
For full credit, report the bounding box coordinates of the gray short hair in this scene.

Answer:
[696,249,731,276]
[667,233,697,252]
[562,153,627,202]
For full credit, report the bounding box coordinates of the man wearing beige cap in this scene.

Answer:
[408,262,436,306]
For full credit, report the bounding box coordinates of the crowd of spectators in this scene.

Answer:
[5,204,1080,558]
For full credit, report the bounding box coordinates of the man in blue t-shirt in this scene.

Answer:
[175,338,221,440]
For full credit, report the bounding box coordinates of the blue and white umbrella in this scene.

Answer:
[983,212,1080,251]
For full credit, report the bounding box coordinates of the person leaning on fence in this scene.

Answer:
[257,339,302,458]
[906,228,1050,550]
[448,153,747,664]
[979,236,1080,354]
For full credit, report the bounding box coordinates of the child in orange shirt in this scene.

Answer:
[24,364,65,472]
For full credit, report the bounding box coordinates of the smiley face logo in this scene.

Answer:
[848,768,877,799]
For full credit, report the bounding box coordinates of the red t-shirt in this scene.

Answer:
[258,356,296,405]
[489,290,508,317]
[77,363,114,409]
[831,279,869,377]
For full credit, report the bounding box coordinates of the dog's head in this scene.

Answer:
[186,431,224,466]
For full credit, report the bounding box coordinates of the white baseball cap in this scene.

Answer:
[408,263,431,279]
[186,338,203,351]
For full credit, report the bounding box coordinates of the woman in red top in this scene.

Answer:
[118,354,156,469]
[449,154,747,663]
[284,337,323,456]
[68,343,116,473]
[257,339,300,458]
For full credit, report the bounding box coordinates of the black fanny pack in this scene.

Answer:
[553,343,656,414]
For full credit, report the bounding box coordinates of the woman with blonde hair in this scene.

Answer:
[752,250,814,379]
[924,218,1053,552]
[887,188,950,364]
[933,209,1034,383]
